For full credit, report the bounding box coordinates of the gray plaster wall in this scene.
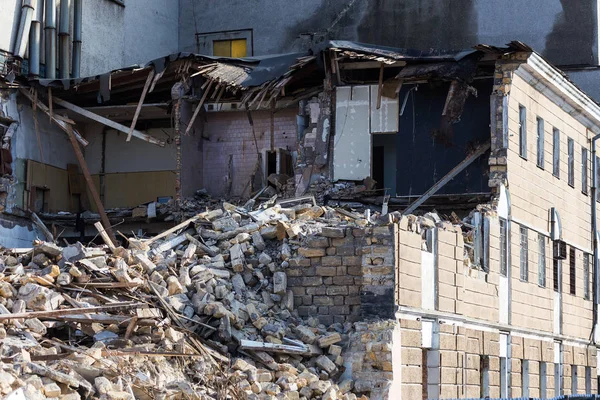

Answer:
[0,0,179,77]
[179,0,600,66]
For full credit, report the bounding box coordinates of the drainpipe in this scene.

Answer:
[58,0,70,78]
[44,0,56,79]
[29,20,41,76]
[71,0,81,78]
[591,133,600,343]
[13,0,37,59]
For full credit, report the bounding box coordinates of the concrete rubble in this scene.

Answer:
[0,197,386,400]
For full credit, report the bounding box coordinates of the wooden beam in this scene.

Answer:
[65,124,118,245]
[31,212,54,242]
[338,60,407,70]
[144,214,200,246]
[403,142,491,215]
[19,88,88,147]
[377,62,384,110]
[127,69,155,142]
[184,80,214,136]
[52,96,165,147]
[94,221,116,251]
[238,339,310,355]
[0,302,145,321]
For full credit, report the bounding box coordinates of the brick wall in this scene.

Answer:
[201,109,298,197]
[287,224,395,325]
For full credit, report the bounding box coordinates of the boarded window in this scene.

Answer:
[213,39,247,58]
[500,218,508,277]
[520,226,528,281]
[519,105,527,158]
[538,234,546,287]
[568,138,574,187]
[582,147,589,194]
[537,117,544,168]
[553,258,561,292]
[569,247,576,296]
[553,128,560,178]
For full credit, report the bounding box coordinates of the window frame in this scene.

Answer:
[538,234,546,287]
[567,137,575,187]
[520,226,528,281]
[582,147,589,195]
[584,253,590,300]
[553,128,560,178]
[500,218,508,277]
[519,104,527,159]
[537,117,544,169]
[569,247,576,296]
[553,257,561,293]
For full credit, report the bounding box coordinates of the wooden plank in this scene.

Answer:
[127,69,155,142]
[52,96,165,147]
[0,302,145,321]
[338,60,407,70]
[31,212,54,242]
[239,339,310,355]
[19,88,88,147]
[377,62,384,110]
[184,80,214,136]
[94,221,116,251]
[403,142,491,215]
[144,214,200,246]
[65,124,117,245]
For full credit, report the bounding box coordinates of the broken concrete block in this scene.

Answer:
[260,225,278,240]
[258,252,272,265]
[212,217,239,232]
[321,227,345,238]
[231,274,247,296]
[273,272,287,295]
[34,242,62,257]
[251,231,266,251]
[134,253,156,273]
[294,326,317,344]
[18,283,64,311]
[43,382,61,397]
[56,272,73,286]
[230,243,245,272]
[166,276,185,295]
[317,333,342,348]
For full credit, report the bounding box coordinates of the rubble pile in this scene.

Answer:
[0,199,379,400]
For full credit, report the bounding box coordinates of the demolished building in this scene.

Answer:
[0,38,600,399]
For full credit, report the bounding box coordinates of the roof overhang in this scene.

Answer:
[517,52,600,135]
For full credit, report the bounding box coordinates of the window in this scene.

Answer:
[572,365,578,394]
[520,226,528,281]
[213,39,247,58]
[500,357,508,397]
[569,247,576,296]
[596,156,600,202]
[519,105,527,158]
[537,117,544,168]
[553,128,560,178]
[568,138,574,187]
[584,253,590,300]
[582,147,589,194]
[538,234,546,287]
[540,362,548,398]
[555,361,563,396]
[480,355,490,398]
[500,218,508,277]
[553,258,561,292]
[522,360,530,397]
[585,366,591,394]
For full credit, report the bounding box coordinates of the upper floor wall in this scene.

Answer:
[179,0,600,66]
[0,0,179,78]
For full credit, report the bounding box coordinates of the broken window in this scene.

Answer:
[582,147,588,195]
[471,212,490,272]
[520,226,528,281]
[538,234,546,287]
[519,104,527,159]
[553,128,560,178]
[500,218,508,277]
[537,117,544,168]
[213,39,247,58]
[584,253,590,300]
[568,137,574,187]
[569,247,576,296]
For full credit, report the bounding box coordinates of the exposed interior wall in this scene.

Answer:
[201,109,297,198]
[180,101,204,198]
[0,214,39,248]
[84,124,176,209]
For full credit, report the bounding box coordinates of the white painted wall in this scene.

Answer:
[0,217,39,248]
[84,123,176,174]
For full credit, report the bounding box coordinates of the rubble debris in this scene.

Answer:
[0,197,393,400]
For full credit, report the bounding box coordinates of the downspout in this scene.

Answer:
[71,0,81,78]
[29,20,41,76]
[13,0,37,59]
[44,0,56,79]
[58,0,70,79]
[591,134,600,343]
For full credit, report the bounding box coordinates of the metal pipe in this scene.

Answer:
[591,132,600,343]
[29,21,41,76]
[44,0,56,79]
[58,0,69,78]
[71,0,81,78]
[13,0,37,59]
[37,0,44,64]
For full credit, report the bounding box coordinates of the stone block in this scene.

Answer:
[326,286,348,296]
[321,256,342,266]
[315,267,337,277]
[313,296,334,306]
[302,277,323,286]
[321,227,345,238]
[298,248,326,258]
